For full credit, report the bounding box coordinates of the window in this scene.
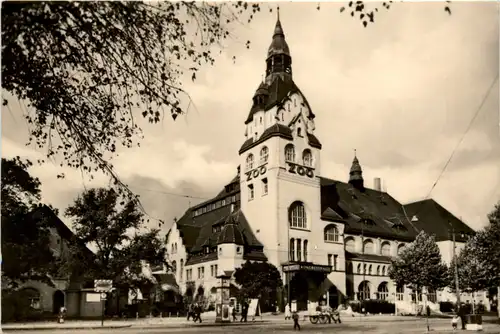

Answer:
[381,242,391,256]
[303,240,308,262]
[363,240,374,254]
[289,201,307,229]
[221,199,226,206]
[180,259,184,280]
[248,184,254,201]
[285,144,296,162]
[376,265,380,276]
[236,246,242,254]
[197,266,205,279]
[368,264,372,275]
[328,254,338,270]
[328,254,333,266]
[324,225,339,242]
[357,263,361,274]
[262,178,268,195]
[297,127,302,137]
[296,238,302,262]
[246,154,254,171]
[186,269,192,281]
[172,260,177,276]
[334,255,338,271]
[378,282,389,300]
[260,146,269,164]
[22,288,41,310]
[289,238,295,261]
[214,265,218,277]
[302,149,312,167]
[382,266,386,276]
[345,237,355,252]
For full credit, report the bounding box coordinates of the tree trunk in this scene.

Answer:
[497,286,499,319]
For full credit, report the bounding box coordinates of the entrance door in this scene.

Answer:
[53,290,65,314]
[328,285,339,309]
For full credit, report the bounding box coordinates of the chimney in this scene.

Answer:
[374,177,382,192]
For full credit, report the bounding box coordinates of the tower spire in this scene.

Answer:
[349,150,364,191]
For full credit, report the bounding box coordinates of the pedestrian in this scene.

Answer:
[240,300,248,322]
[195,303,202,323]
[285,304,291,320]
[426,305,431,317]
[458,303,467,330]
[232,305,237,321]
[451,314,459,331]
[187,304,193,321]
[292,310,300,331]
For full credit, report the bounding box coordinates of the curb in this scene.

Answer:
[2,325,132,331]
[131,320,271,329]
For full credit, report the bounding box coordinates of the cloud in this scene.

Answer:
[2,2,499,233]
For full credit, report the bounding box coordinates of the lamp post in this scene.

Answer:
[451,226,461,306]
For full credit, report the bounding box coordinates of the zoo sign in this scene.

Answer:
[94,279,113,293]
[245,164,267,181]
[286,162,314,178]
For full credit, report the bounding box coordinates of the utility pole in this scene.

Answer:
[452,226,461,305]
[361,223,366,311]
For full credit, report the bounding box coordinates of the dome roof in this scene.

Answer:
[267,18,290,58]
[254,82,269,96]
[217,222,244,245]
[350,156,362,173]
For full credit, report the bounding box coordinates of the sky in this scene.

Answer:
[2,1,499,235]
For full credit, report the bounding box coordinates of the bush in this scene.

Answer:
[1,290,44,323]
[348,300,395,314]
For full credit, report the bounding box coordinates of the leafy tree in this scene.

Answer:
[1,157,59,289]
[453,202,500,317]
[1,1,259,194]
[64,187,169,289]
[234,261,283,311]
[335,1,452,28]
[389,231,448,299]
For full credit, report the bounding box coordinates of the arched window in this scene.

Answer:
[303,240,308,262]
[363,240,374,254]
[260,146,269,164]
[397,243,406,255]
[358,281,370,300]
[180,259,184,280]
[302,149,313,167]
[378,282,389,300]
[288,201,307,229]
[381,242,391,256]
[172,260,177,276]
[285,144,296,162]
[382,266,386,276]
[246,154,254,171]
[345,237,355,253]
[297,127,302,137]
[363,263,367,274]
[324,225,339,242]
[357,263,361,274]
[368,264,372,275]
[296,238,302,262]
[289,238,295,261]
[376,265,380,275]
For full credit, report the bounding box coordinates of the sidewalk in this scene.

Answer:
[2,320,132,331]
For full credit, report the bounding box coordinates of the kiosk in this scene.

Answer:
[215,274,231,323]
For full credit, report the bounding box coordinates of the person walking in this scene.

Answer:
[292,310,300,331]
[195,303,203,323]
[187,304,193,321]
[232,305,237,322]
[240,300,248,322]
[458,303,467,330]
[285,304,291,320]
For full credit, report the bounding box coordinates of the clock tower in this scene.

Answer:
[238,11,323,269]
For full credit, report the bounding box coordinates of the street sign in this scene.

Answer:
[94,279,113,292]
[100,293,107,300]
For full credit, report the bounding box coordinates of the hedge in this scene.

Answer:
[349,300,396,314]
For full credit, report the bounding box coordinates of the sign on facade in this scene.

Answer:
[94,279,113,292]
[282,264,332,273]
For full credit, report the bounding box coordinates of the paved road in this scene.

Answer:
[5,318,500,334]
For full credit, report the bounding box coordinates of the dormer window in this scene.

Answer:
[297,127,302,137]
[204,246,210,254]
[302,149,312,167]
[260,146,269,164]
[236,246,242,254]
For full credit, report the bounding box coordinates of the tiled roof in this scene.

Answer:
[217,221,245,245]
[245,76,316,125]
[402,199,475,242]
[320,177,418,242]
[239,123,322,154]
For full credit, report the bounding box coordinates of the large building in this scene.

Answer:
[165,14,486,312]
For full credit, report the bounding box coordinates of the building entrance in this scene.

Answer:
[283,262,332,311]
